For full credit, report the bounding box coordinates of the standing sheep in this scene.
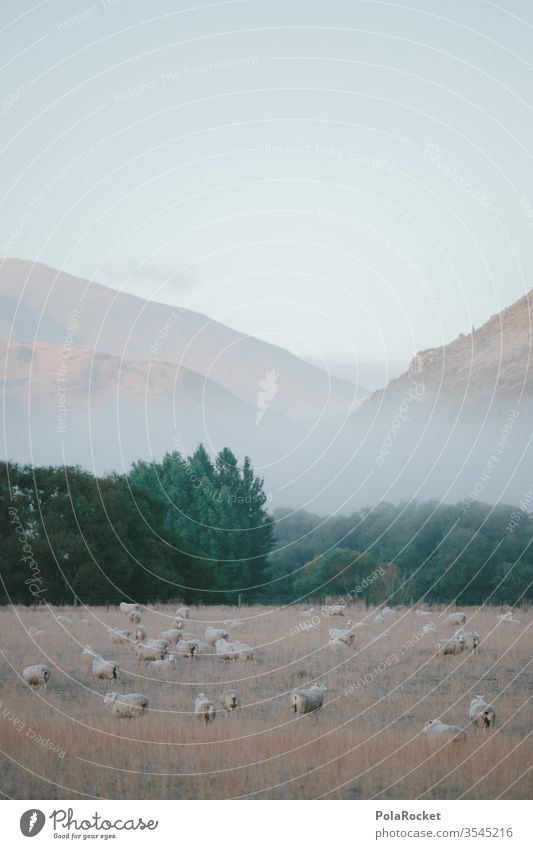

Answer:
[205,626,229,646]
[291,683,327,715]
[109,627,131,644]
[194,693,217,723]
[176,606,191,619]
[455,629,481,650]
[219,689,241,711]
[436,635,465,656]
[175,639,197,659]
[446,612,467,627]
[134,643,166,662]
[146,657,176,673]
[469,695,496,731]
[329,628,355,647]
[128,610,144,625]
[119,602,139,614]
[104,692,149,718]
[134,625,147,643]
[92,658,119,680]
[22,664,50,689]
[160,628,182,645]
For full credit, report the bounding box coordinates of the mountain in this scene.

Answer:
[0,259,366,423]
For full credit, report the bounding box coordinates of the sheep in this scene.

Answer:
[174,619,185,631]
[128,610,144,624]
[22,664,50,689]
[328,638,348,651]
[176,606,191,619]
[420,622,437,634]
[109,627,131,644]
[415,609,433,617]
[194,693,216,723]
[497,611,521,624]
[92,658,118,680]
[325,604,345,616]
[382,606,395,617]
[146,657,176,672]
[133,625,147,643]
[175,639,197,659]
[329,628,355,647]
[291,683,327,715]
[146,638,170,653]
[119,602,139,614]
[219,689,241,711]
[233,640,256,661]
[423,719,466,744]
[347,620,368,628]
[55,614,73,624]
[216,639,255,661]
[469,695,496,731]
[446,612,467,627]
[436,635,465,656]
[374,613,385,623]
[160,628,182,645]
[82,644,102,661]
[134,643,166,662]
[205,626,229,646]
[104,692,148,718]
[455,629,481,650]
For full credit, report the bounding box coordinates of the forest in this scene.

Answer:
[1,446,532,607]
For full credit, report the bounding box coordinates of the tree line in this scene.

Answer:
[1,448,532,607]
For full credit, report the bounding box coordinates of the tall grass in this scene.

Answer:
[0,602,531,799]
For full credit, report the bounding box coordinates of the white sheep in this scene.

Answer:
[347,620,368,628]
[104,692,148,718]
[146,657,176,672]
[109,627,131,644]
[119,602,139,614]
[420,622,437,634]
[423,719,466,744]
[382,606,395,617]
[22,664,50,689]
[174,619,185,631]
[146,638,170,653]
[160,628,182,645]
[134,642,166,662]
[128,610,144,624]
[415,609,433,617]
[55,614,73,624]
[455,629,481,650]
[326,604,345,616]
[93,658,118,680]
[234,640,256,661]
[134,625,147,643]
[195,693,216,723]
[205,626,229,646]
[374,613,385,623]
[175,639,197,659]
[291,683,327,715]
[446,612,467,627]
[497,611,521,624]
[216,639,255,661]
[436,635,465,656]
[328,638,348,650]
[82,644,101,661]
[176,606,191,619]
[329,628,355,647]
[219,689,241,711]
[469,695,496,731]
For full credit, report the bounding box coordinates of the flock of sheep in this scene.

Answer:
[20,601,521,739]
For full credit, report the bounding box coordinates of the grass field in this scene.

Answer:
[0,602,531,799]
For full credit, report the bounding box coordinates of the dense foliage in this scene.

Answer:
[1,450,532,607]
[0,446,273,606]
[267,501,533,606]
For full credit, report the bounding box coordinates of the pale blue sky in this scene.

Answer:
[2,0,533,363]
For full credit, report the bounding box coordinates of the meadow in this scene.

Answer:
[0,602,531,800]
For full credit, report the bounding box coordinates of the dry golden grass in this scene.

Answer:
[0,602,531,799]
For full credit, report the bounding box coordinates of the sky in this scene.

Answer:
[2,0,533,364]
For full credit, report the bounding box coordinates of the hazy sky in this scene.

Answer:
[2,0,533,363]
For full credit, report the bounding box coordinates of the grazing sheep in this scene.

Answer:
[415,609,432,617]
[446,612,467,627]
[194,693,216,723]
[374,613,385,623]
[22,664,50,689]
[423,719,466,744]
[219,689,241,711]
[469,695,496,731]
[109,627,131,644]
[291,683,327,715]
[174,619,185,630]
[133,625,147,643]
[436,635,465,656]
[455,629,481,650]
[146,657,176,672]
[382,606,395,617]
[205,626,229,646]
[329,628,355,647]
[92,658,119,680]
[160,628,182,645]
[326,604,345,616]
[119,602,139,614]
[176,606,191,619]
[216,639,255,661]
[134,642,166,662]
[175,639,197,659]
[55,614,73,624]
[146,638,170,653]
[104,692,148,718]
[128,610,144,624]
[420,622,437,634]
[234,640,256,661]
